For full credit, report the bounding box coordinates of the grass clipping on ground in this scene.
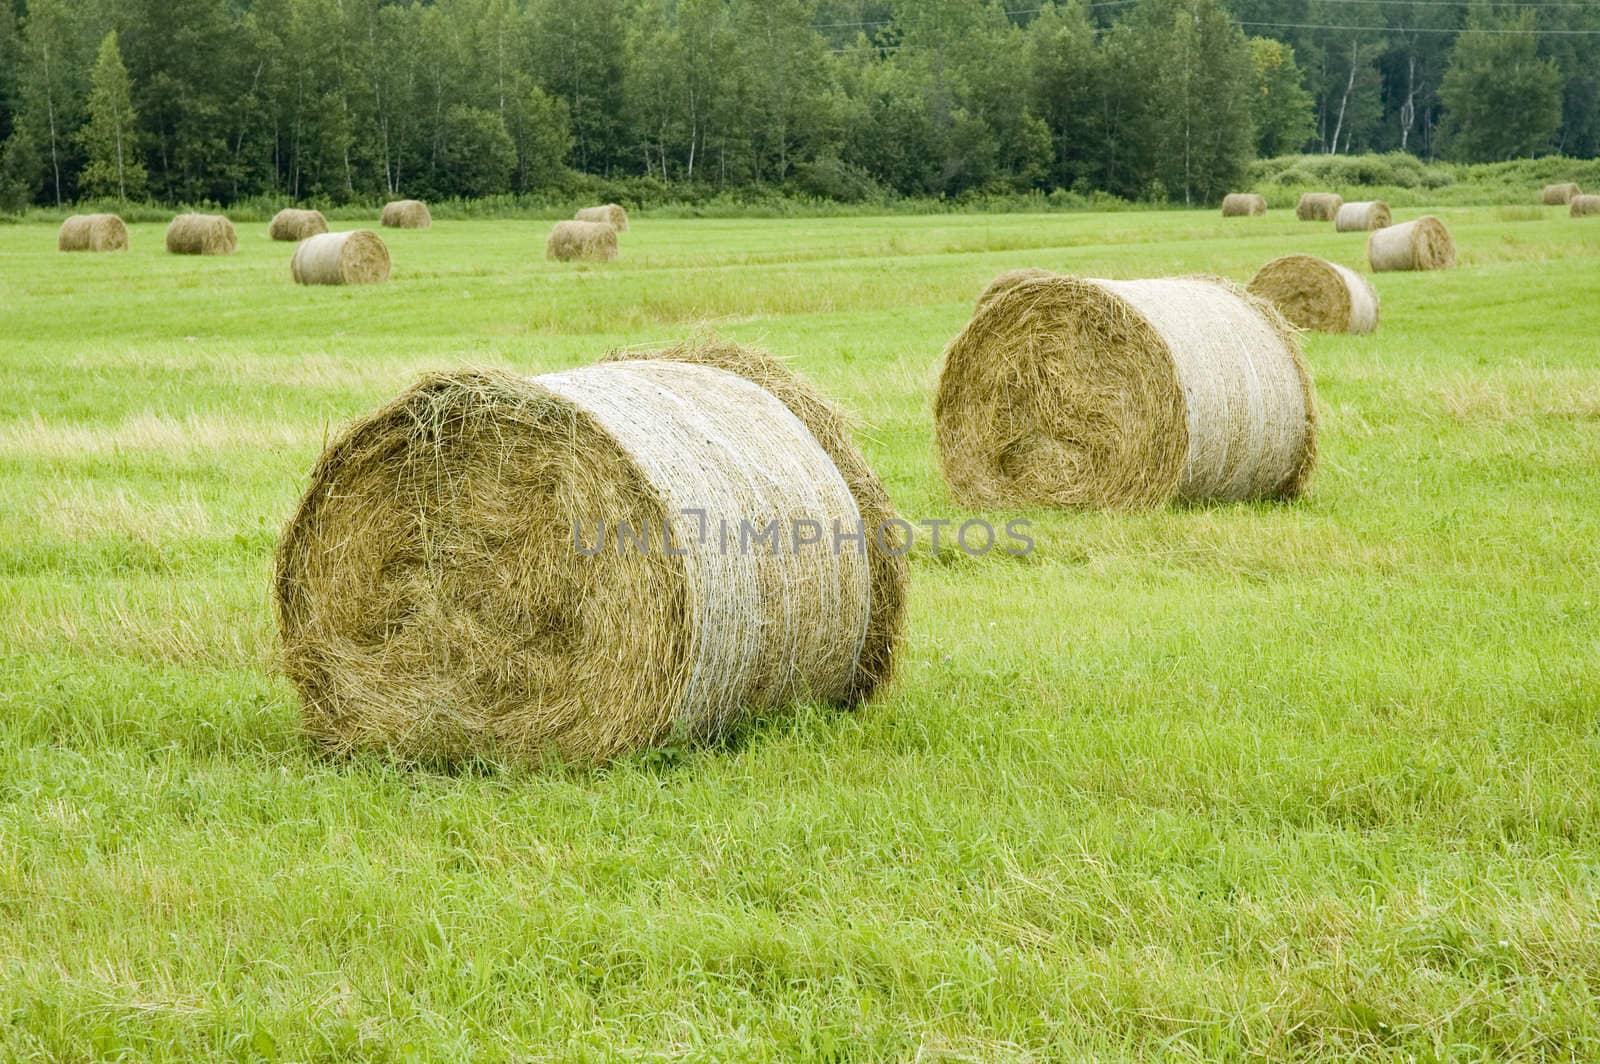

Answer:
[269,208,329,241]
[936,274,1317,510]
[290,230,391,285]
[1368,216,1455,270]
[165,213,237,255]
[58,214,128,252]
[1249,254,1379,334]
[274,341,906,766]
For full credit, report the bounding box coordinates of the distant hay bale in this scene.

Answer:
[1248,255,1379,335]
[1221,193,1267,217]
[936,274,1316,510]
[58,213,128,252]
[1295,193,1343,222]
[290,230,391,286]
[165,213,237,255]
[1334,201,1392,231]
[1367,216,1455,271]
[1542,183,1580,205]
[576,203,629,232]
[547,220,618,262]
[1572,194,1600,217]
[269,208,329,242]
[977,268,1055,309]
[380,199,431,229]
[274,342,906,766]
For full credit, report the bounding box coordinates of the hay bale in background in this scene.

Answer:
[977,268,1055,309]
[1368,216,1455,271]
[290,230,391,286]
[1295,193,1343,222]
[1221,193,1267,217]
[1542,183,1581,205]
[165,213,237,255]
[275,345,905,765]
[58,214,128,252]
[380,199,431,229]
[576,203,629,232]
[935,274,1316,510]
[547,220,618,262]
[1572,194,1600,217]
[1248,255,1379,335]
[269,208,329,242]
[1335,201,1392,231]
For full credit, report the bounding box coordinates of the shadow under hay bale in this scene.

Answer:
[1296,193,1343,222]
[1543,183,1581,206]
[547,220,618,262]
[1249,255,1378,335]
[275,343,905,766]
[1573,195,1600,218]
[935,274,1317,511]
[1335,201,1392,232]
[165,213,237,255]
[269,208,329,242]
[976,268,1055,310]
[291,230,390,285]
[58,214,128,252]
[1221,193,1266,217]
[576,203,629,232]
[381,199,431,229]
[1368,216,1455,271]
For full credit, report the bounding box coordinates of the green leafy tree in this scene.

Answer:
[1249,37,1314,156]
[0,125,44,211]
[79,32,147,201]
[440,104,515,197]
[1439,12,1562,161]
[505,83,571,191]
[1028,1,1103,191]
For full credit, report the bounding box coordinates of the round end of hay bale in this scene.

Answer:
[58,213,129,252]
[1221,193,1267,217]
[270,208,330,242]
[381,200,432,229]
[1367,215,1455,271]
[1248,255,1378,334]
[1334,201,1392,232]
[547,220,619,262]
[165,213,237,255]
[1572,194,1600,217]
[1295,193,1343,222]
[1543,183,1580,206]
[291,229,391,285]
[576,203,629,232]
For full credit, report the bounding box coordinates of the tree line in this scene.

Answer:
[1,0,1595,211]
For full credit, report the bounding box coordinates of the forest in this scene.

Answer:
[1,0,1596,210]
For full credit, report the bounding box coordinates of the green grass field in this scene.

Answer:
[3,206,1599,1062]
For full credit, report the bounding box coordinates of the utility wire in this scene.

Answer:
[1240,17,1600,29]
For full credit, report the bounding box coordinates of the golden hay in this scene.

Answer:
[269,208,329,242]
[1367,216,1455,271]
[290,230,391,286]
[274,342,905,766]
[1334,200,1392,231]
[165,213,237,255]
[576,203,629,232]
[1572,194,1600,217]
[380,199,432,229]
[58,213,128,252]
[1295,193,1343,222]
[1221,193,1267,217]
[547,220,618,262]
[935,274,1317,511]
[1248,255,1379,334]
[1542,183,1580,205]
[976,268,1055,310]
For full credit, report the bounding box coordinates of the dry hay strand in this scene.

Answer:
[1367,215,1455,271]
[275,343,905,766]
[1334,200,1392,232]
[1248,255,1378,334]
[547,220,618,262]
[381,199,432,229]
[290,230,391,286]
[165,213,237,255]
[1295,193,1343,222]
[269,208,329,242]
[576,203,629,232]
[58,213,128,252]
[1572,194,1600,217]
[935,274,1317,511]
[1542,182,1581,205]
[1221,193,1267,217]
[977,268,1056,310]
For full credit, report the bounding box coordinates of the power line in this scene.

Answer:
[1240,17,1600,30]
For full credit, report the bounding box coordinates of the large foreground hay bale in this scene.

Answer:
[1248,255,1379,334]
[1334,200,1392,231]
[576,203,629,232]
[58,213,128,252]
[547,220,618,262]
[977,268,1055,309]
[1572,194,1600,217]
[1295,193,1343,222]
[290,230,391,286]
[1367,216,1455,271]
[935,275,1317,510]
[1221,193,1267,217]
[275,342,905,765]
[1542,182,1580,205]
[165,213,237,255]
[380,199,431,229]
[269,208,329,242]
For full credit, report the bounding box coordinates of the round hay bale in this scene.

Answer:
[1542,182,1580,206]
[935,274,1317,510]
[274,345,905,766]
[1221,193,1267,217]
[1572,194,1600,217]
[1295,193,1343,222]
[290,230,391,286]
[576,203,629,232]
[380,199,431,229]
[58,213,128,252]
[547,220,618,262]
[1248,255,1378,335]
[1334,200,1392,231]
[269,208,329,242]
[977,268,1055,310]
[165,213,237,255]
[1367,216,1455,271]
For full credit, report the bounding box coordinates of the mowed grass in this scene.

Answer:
[2,206,1599,1062]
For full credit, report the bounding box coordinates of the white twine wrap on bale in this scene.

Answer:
[290,230,391,285]
[1248,254,1379,334]
[576,203,629,232]
[1572,195,1600,218]
[1367,216,1455,271]
[936,274,1318,510]
[269,208,329,241]
[1335,201,1392,231]
[381,199,431,229]
[165,213,237,255]
[1221,193,1267,217]
[58,214,128,252]
[1542,183,1580,206]
[1296,193,1342,221]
